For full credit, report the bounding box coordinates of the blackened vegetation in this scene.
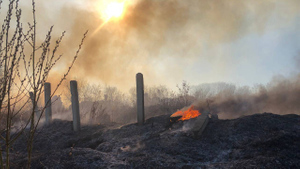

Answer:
[8,113,300,168]
[169,116,182,124]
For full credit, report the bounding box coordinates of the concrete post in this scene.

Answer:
[70,80,81,131]
[44,82,52,125]
[29,92,40,121]
[136,73,145,125]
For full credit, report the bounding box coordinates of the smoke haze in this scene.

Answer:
[191,73,300,119]
[14,0,297,92]
[2,0,297,118]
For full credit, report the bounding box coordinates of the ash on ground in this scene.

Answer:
[9,113,300,168]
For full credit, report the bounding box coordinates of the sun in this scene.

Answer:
[105,2,125,19]
[92,1,126,35]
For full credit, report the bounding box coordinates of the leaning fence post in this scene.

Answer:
[136,73,145,125]
[44,82,52,125]
[70,80,81,131]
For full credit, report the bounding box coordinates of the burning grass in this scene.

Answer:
[170,105,201,121]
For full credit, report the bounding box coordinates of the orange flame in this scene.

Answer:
[171,105,201,121]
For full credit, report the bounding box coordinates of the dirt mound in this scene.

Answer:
[10,113,300,168]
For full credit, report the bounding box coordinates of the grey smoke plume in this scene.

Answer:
[192,74,300,119]
[30,0,300,91]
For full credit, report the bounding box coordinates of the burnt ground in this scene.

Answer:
[8,113,300,168]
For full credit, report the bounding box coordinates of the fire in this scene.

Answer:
[171,105,201,121]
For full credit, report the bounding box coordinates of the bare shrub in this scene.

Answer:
[0,0,87,168]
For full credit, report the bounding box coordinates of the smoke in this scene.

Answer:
[192,74,300,119]
[120,141,145,152]
[17,0,298,92]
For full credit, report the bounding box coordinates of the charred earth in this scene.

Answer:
[9,113,300,168]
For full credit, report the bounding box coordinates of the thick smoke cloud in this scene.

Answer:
[35,0,299,91]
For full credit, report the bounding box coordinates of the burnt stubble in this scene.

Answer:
[9,113,300,168]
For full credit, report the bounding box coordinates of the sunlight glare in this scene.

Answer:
[92,1,126,36]
[105,2,124,19]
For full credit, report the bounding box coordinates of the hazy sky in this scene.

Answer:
[8,0,300,91]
